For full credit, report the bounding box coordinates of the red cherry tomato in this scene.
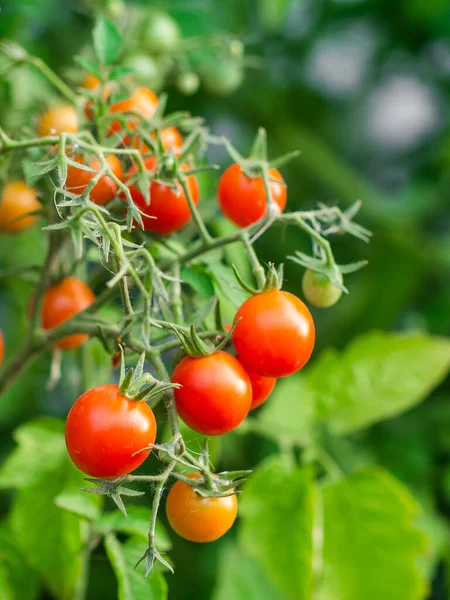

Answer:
[232,290,315,378]
[218,163,286,227]
[237,358,276,409]
[124,156,199,235]
[166,473,237,542]
[65,384,157,478]
[66,155,123,205]
[108,87,159,137]
[0,329,4,366]
[41,277,95,350]
[0,181,41,233]
[171,351,251,435]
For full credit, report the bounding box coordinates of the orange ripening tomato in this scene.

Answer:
[0,181,41,233]
[218,163,287,227]
[82,74,101,90]
[0,329,4,366]
[237,357,276,410]
[108,87,159,137]
[41,277,95,350]
[124,156,199,235]
[171,351,252,435]
[66,155,123,205]
[65,384,157,478]
[37,104,79,137]
[166,473,238,542]
[232,290,315,378]
[130,126,183,155]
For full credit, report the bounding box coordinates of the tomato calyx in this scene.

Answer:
[232,261,284,295]
[136,544,174,578]
[169,322,237,357]
[172,468,251,499]
[118,349,180,402]
[81,475,145,516]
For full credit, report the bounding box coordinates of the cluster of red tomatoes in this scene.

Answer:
[0,82,326,545]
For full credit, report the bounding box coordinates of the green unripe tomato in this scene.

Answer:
[122,54,163,89]
[176,72,200,96]
[143,12,181,54]
[302,269,343,308]
[202,60,244,96]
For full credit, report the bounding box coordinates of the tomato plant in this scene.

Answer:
[166,473,238,542]
[65,383,157,478]
[66,155,123,205]
[37,104,79,136]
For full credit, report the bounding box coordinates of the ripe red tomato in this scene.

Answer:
[41,277,95,350]
[0,181,41,233]
[37,104,79,137]
[124,156,199,235]
[166,473,237,542]
[65,383,157,478]
[171,351,251,435]
[131,126,183,155]
[0,329,4,366]
[108,87,159,137]
[232,290,315,378]
[238,358,276,409]
[218,163,286,227]
[66,155,123,205]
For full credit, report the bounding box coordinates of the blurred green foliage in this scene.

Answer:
[0,0,449,599]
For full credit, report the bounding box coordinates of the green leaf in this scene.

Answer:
[253,373,315,446]
[213,541,284,600]
[181,265,215,298]
[239,455,314,599]
[308,332,450,434]
[95,506,171,551]
[0,526,39,600]
[9,459,87,600]
[105,534,168,600]
[74,55,101,78]
[55,487,102,521]
[0,418,66,489]
[93,18,122,66]
[317,467,429,600]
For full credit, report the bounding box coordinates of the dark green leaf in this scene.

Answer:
[93,18,122,66]
[181,265,215,298]
[0,526,39,600]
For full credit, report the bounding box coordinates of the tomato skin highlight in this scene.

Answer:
[171,351,252,435]
[108,87,159,137]
[218,163,286,227]
[37,104,79,137]
[65,384,157,478]
[166,473,237,542]
[41,277,95,350]
[0,181,41,233]
[124,157,199,235]
[66,155,123,205]
[232,290,315,378]
[238,358,276,409]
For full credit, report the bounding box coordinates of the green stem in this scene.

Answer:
[241,231,265,289]
[180,178,212,246]
[27,56,79,104]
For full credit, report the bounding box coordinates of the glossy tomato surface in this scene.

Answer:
[232,290,315,378]
[108,87,159,137]
[37,104,79,137]
[125,157,199,235]
[41,277,95,349]
[238,358,276,409]
[171,351,251,435]
[65,384,157,478]
[0,181,41,233]
[166,473,237,542]
[66,155,123,205]
[218,163,286,227]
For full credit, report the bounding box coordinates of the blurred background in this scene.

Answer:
[0,0,449,599]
